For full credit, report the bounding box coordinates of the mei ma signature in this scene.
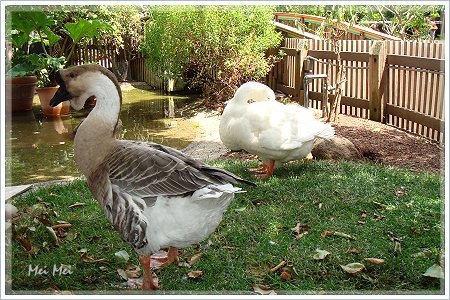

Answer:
[28,264,73,276]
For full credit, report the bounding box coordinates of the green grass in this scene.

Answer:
[6,159,444,295]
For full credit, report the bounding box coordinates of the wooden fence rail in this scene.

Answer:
[265,39,445,143]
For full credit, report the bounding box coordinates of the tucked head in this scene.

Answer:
[50,64,122,110]
[231,81,276,105]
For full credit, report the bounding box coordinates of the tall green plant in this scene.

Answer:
[94,5,146,81]
[141,5,282,105]
[142,6,195,81]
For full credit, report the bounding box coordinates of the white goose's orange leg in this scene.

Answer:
[255,160,275,179]
[139,255,158,290]
[248,163,268,173]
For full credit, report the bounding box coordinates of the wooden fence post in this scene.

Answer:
[296,39,309,104]
[368,41,387,122]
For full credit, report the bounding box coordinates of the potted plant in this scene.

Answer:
[5,10,53,113]
[6,8,113,113]
[33,54,69,116]
[5,47,39,113]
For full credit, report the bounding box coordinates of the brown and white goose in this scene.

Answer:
[50,64,254,290]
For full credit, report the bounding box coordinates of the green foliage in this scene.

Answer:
[5,6,111,86]
[275,5,444,40]
[8,10,60,51]
[95,5,146,59]
[368,5,443,40]
[141,5,282,105]
[34,55,67,87]
[36,5,145,80]
[6,6,113,65]
[5,9,67,84]
[7,53,66,87]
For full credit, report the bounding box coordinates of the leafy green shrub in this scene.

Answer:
[141,5,283,107]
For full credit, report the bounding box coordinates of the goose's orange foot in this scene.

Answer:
[254,160,275,179]
[248,163,268,173]
[150,247,179,270]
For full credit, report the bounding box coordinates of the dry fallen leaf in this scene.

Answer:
[189,253,203,266]
[65,230,78,242]
[321,230,355,240]
[187,270,204,279]
[80,252,107,263]
[347,247,360,255]
[45,226,60,245]
[410,227,419,234]
[221,246,236,251]
[51,223,73,230]
[422,264,444,279]
[16,235,33,252]
[68,202,86,209]
[313,200,323,209]
[364,258,385,265]
[393,240,402,256]
[313,249,331,260]
[395,187,406,197]
[117,268,128,280]
[412,250,432,258]
[124,264,141,278]
[115,250,130,262]
[252,284,277,295]
[178,261,191,268]
[270,260,287,273]
[340,262,366,275]
[280,270,292,281]
[321,230,335,237]
[374,214,386,221]
[291,223,310,239]
[334,231,356,240]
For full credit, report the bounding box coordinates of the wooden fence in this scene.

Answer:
[265,38,445,143]
[71,42,176,90]
[71,38,445,143]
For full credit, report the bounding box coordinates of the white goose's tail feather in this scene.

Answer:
[316,124,335,140]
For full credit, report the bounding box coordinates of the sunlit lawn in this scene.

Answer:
[6,159,444,295]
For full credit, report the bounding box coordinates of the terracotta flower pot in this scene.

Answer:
[36,86,70,117]
[5,76,38,113]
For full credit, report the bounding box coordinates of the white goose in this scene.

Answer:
[219,81,335,178]
[50,64,254,290]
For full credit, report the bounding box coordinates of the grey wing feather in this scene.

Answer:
[105,140,250,198]
[88,163,148,251]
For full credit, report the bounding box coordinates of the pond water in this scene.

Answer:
[5,87,201,186]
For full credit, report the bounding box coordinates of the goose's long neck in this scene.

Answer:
[74,76,121,175]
